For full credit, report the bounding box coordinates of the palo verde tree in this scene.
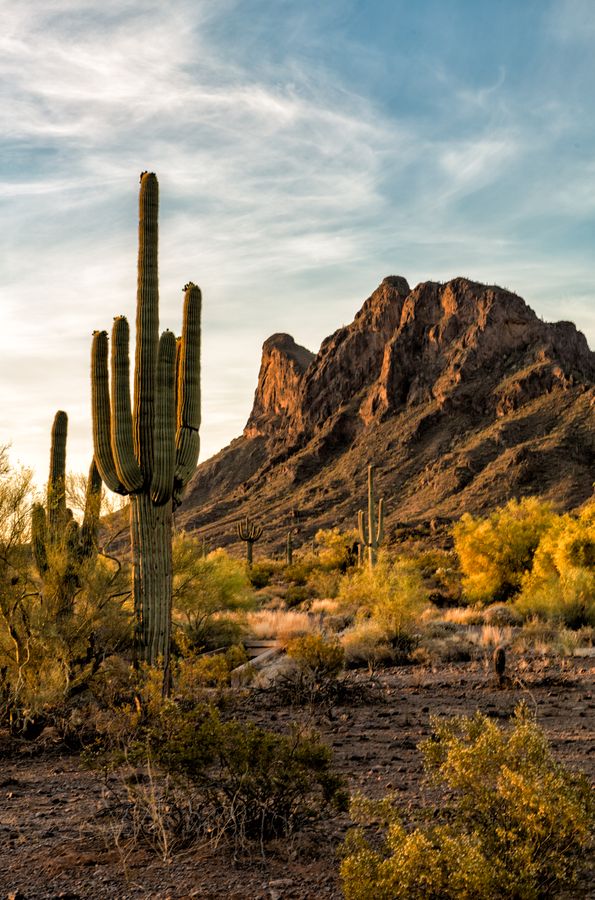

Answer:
[91,172,201,671]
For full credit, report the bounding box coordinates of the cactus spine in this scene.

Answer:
[91,173,201,669]
[237,516,263,566]
[31,411,102,618]
[358,464,384,568]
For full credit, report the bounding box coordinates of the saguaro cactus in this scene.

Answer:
[358,464,384,568]
[237,516,263,566]
[286,531,293,566]
[91,172,201,669]
[31,410,102,618]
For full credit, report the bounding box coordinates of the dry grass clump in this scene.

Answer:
[440,606,484,626]
[467,624,514,650]
[246,608,320,643]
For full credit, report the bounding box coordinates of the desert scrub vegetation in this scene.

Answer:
[172,537,254,648]
[454,497,555,605]
[88,680,348,854]
[515,500,595,627]
[453,497,594,628]
[341,703,594,900]
[337,553,429,665]
[0,449,132,733]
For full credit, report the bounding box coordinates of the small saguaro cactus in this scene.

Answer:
[358,464,384,568]
[286,530,293,566]
[91,172,201,672]
[493,646,506,687]
[237,516,263,566]
[31,410,102,619]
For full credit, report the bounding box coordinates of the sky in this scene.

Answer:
[1,0,594,487]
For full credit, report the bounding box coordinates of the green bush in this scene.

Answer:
[453,498,555,605]
[93,697,347,846]
[172,539,254,645]
[341,703,594,899]
[248,559,279,589]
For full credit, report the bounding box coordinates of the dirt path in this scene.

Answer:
[0,656,593,899]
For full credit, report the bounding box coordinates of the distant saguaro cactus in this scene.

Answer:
[91,173,201,671]
[494,646,506,687]
[286,531,293,566]
[31,410,102,618]
[237,516,263,566]
[358,464,384,568]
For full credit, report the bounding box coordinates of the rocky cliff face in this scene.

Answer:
[179,277,595,552]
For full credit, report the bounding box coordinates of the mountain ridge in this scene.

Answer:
[178,276,595,553]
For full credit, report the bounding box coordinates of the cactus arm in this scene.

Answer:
[251,524,263,541]
[31,503,48,575]
[376,497,385,545]
[80,459,102,559]
[175,283,201,488]
[111,317,143,492]
[151,330,177,505]
[47,410,68,538]
[91,330,127,495]
[134,172,160,478]
[358,508,368,547]
[237,517,249,541]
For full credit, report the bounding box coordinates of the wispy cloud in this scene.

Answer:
[0,0,593,483]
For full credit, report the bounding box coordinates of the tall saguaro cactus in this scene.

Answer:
[358,464,384,568]
[237,516,263,566]
[31,410,102,618]
[91,172,201,669]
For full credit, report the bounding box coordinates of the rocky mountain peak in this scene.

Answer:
[244,333,314,439]
[180,275,594,552]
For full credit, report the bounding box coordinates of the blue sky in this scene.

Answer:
[1,0,594,485]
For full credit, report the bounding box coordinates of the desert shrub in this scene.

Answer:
[175,644,248,695]
[337,554,427,661]
[248,559,279,589]
[406,548,462,605]
[453,497,555,605]
[305,568,342,600]
[341,620,397,669]
[0,451,131,733]
[482,602,523,626]
[286,632,344,677]
[515,503,595,627]
[314,527,358,571]
[94,700,347,849]
[172,540,254,646]
[284,584,310,607]
[341,703,594,899]
[272,633,347,707]
[284,560,313,585]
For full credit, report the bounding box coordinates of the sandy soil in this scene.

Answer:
[0,655,593,899]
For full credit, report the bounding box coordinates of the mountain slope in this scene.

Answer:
[178,276,595,552]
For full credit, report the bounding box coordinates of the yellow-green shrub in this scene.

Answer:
[453,498,555,605]
[341,703,594,899]
[515,502,595,626]
[338,553,428,643]
[172,539,254,645]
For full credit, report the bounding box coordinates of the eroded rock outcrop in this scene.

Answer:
[179,276,595,551]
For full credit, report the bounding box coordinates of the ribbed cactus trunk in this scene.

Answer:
[130,494,172,664]
[91,173,201,672]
